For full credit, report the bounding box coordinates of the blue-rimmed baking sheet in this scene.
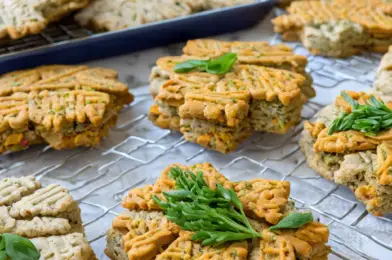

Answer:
[0,0,275,74]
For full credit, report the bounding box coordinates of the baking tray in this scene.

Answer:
[1,8,392,260]
[0,0,275,74]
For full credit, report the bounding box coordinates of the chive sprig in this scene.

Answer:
[329,92,392,136]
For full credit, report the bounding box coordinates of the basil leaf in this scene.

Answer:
[0,235,5,251]
[269,212,313,231]
[174,60,208,73]
[206,53,237,75]
[3,233,40,260]
[173,53,237,75]
[0,251,7,260]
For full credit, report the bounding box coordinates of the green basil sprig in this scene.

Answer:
[153,166,260,246]
[269,212,313,231]
[0,233,40,260]
[174,53,237,75]
[328,92,392,136]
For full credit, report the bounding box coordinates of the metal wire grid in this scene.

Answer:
[0,17,91,56]
[0,33,391,260]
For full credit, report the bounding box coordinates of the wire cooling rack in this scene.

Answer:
[0,16,91,56]
[1,18,391,260]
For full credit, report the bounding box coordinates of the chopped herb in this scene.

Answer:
[228,79,235,88]
[244,181,252,189]
[278,119,285,129]
[230,250,238,257]
[210,139,216,149]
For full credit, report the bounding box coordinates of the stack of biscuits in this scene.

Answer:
[0,65,133,154]
[273,0,392,57]
[0,176,96,259]
[105,162,331,260]
[300,47,392,216]
[75,0,255,32]
[0,0,89,40]
[149,39,315,153]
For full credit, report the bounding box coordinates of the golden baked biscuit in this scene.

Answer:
[149,40,313,153]
[273,0,392,57]
[0,65,133,153]
[107,162,330,260]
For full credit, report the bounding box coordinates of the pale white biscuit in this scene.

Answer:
[0,176,41,206]
[0,176,96,259]
[75,0,193,31]
[0,206,16,233]
[0,206,71,238]
[0,0,88,40]
[32,233,96,260]
[10,184,74,219]
[14,217,71,238]
[75,0,252,32]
